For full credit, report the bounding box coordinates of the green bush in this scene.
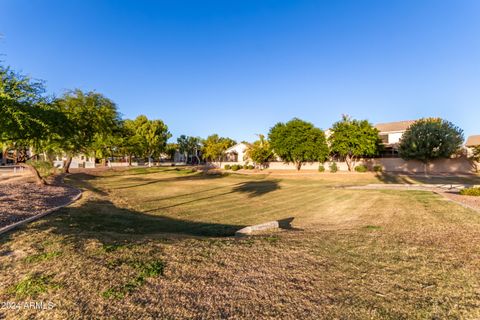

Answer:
[355,165,368,173]
[224,164,231,170]
[373,165,383,172]
[329,162,338,173]
[231,164,240,171]
[460,187,480,196]
[247,165,254,170]
[318,165,325,172]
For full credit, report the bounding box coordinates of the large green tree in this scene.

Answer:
[268,118,329,170]
[132,115,171,166]
[245,134,274,169]
[55,89,121,172]
[202,134,236,162]
[0,65,68,184]
[398,118,464,173]
[329,115,381,171]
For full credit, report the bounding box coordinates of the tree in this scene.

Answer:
[55,89,121,172]
[245,134,274,169]
[398,118,464,173]
[177,135,202,164]
[329,115,381,171]
[202,134,236,162]
[0,65,68,185]
[132,115,171,166]
[472,146,480,171]
[119,119,144,166]
[268,118,329,170]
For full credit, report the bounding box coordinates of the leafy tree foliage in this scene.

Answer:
[131,115,171,166]
[201,134,236,162]
[268,118,329,170]
[177,135,202,164]
[329,115,381,171]
[398,118,464,171]
[245,134,274,169]
[55,89,121,171]
[0,65,68,184]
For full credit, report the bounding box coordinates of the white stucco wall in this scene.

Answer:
[387,132,404,144]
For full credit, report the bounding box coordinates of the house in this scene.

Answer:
[53,154,96,169]
[465,135,480,157]
[375,120,417,157]
[223,142,249,164]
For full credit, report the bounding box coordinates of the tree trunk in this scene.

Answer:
[423,161,429,176]
[345,155,353,172]
[296,162,302,171]
[18,163,46,186]
[65,156,73,173]
[148,156,153,167]
[128,154,132,166]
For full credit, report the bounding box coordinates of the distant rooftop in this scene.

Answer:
[375,120,417,133]
[465,135,480,147]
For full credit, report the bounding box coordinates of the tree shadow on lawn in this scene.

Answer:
[144,180,281,212]
[0,198,245,247]
[109,172,230,190]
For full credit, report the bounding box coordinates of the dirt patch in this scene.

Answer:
[0,176,81,229]
[442,192,480,212]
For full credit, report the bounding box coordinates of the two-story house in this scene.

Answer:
[375,120,416,157]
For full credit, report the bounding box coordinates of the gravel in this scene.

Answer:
[0,177,81,229]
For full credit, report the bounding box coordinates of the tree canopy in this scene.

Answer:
[398,118,464,165]
[201,134,236,162]
[245,134,274,168]
[132,115,171,166]
[329,115,381,171]
[54,89,122,171]
[177,135,202,164]
[268,118,329,170]
[0,65,69,184]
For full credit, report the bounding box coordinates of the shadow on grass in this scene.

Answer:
[374,172,413,184]
[232,180,281,197]
[112,172,229,190]
[10,199,245,243]
[144,180,281,212]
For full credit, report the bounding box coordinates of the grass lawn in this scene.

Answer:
[1,168,480,319]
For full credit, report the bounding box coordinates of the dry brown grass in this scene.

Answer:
[1,168,480,319]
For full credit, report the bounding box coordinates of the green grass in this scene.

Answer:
[9,273,59,298]
[1,168,480,319]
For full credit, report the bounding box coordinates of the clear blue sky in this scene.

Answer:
[1,0,479,142]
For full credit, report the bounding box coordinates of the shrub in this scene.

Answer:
[460,187,480,196]
[247,165,254,170]
[355,165,368,173]
[318,165,325,172]
[224,164,231,170]
[231,164,240,171]
[238,165,243,169]
[329,162,338,173]
[373,165,383,172]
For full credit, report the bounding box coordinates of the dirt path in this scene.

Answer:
[0,175,81,230]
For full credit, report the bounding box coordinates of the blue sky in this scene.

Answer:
[1,0,479,142]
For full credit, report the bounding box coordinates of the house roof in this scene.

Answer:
[225,142,248,153]
[375,120,417,133]
[466,135,480,147]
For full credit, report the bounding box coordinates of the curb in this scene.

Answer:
[0,187,83,236]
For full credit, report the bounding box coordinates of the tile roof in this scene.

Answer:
[375,120,417,133]
[466,135,480,147]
